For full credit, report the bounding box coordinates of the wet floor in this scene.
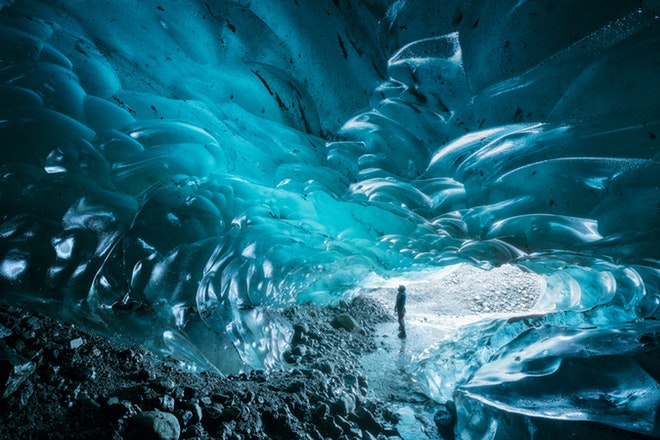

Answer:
[356,263,546,439]
[361,319,461,440]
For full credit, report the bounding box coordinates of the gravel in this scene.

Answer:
[0,296,406,440]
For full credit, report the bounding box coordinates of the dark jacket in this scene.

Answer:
[395,290,406,315]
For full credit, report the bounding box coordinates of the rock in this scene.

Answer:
[331,313,360,332]
[321,416,344,439]
[151,378,176,393]
[343,372,358,390]
[434,401,457,439]
[222,405,242,421]
[314,360,334,374]
[334,393,356,416]
[262,408,297,439]
[210,392,230,404]
[356,407,383,435]
[291,344,306,356]
[69,337,84,349]
[185,423,205,438]
[312,402,330,424]
[334,414,353,433]
[0,323,11,338]
[16,380,34,408]
[174,409,193,426]
[134,368,152,381]
[184,399,203,424]
[381,407,400,424]
[160,394,175,412]
[106,399,134,420]
[240,389,255,404]
[283,349,300,364]
[307,330,323,341]
[0,341,36,399]
[125,410,181,440]
[201,404,224,433]
[362,431,378,440]
[293,323,309,344]
[285,380,306,393]
[64,365,95,381]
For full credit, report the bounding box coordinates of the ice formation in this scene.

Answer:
[1,0,659,437]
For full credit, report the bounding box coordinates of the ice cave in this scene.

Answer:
[1,0,659,438]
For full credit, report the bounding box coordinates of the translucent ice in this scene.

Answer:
[0,0,659,437]
[455,322,660,437]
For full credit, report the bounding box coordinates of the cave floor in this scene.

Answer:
[358,263,545,439]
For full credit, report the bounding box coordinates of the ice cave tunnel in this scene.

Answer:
[0,0,659,438]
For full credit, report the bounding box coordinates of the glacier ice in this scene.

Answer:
[1,0,660,437]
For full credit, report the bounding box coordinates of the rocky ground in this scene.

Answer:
[0,296,450,440]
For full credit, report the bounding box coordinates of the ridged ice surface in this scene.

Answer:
[1,0,659,437]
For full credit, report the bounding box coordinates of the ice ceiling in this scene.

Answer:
[1,0,660,437]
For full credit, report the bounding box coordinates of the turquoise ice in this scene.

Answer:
[1,0,659,437]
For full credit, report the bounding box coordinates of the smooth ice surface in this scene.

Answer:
[1,0,660,437]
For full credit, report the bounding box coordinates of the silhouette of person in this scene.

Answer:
[395,285,407,338]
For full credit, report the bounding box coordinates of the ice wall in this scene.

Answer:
[1,0,660,437]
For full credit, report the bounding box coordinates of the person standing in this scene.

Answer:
[395,285,407,338]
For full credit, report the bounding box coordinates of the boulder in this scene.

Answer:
[125,410,180,440]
